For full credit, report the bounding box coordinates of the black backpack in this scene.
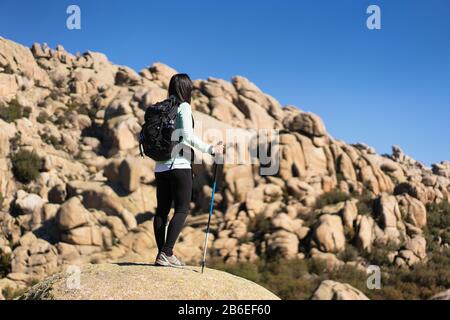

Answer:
[139,96,180,161]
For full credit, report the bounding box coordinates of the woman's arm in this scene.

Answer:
[178,102,213,154]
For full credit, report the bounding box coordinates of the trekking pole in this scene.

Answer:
[201,149,222,274]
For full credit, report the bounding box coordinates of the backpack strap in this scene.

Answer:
[169,97,181,170]
[169,157,176,170]
[168,99,195,170]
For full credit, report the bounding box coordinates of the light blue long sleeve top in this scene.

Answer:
[155,102,213,173]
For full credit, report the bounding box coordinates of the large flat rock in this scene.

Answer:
[20,263,280,300]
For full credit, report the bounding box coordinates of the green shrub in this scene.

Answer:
[211,257,367,300]
[315,189,350,209]
[441,231,450,245]
[9,132,21,152]
[0,101,22,123]
[210,245,450,300]
[54,78,66,88]
[247,214,273,258]
[2,64,14,74]
[210,200,450,301]
[0,99,31,123]
[356,201,371,215]
[302,212,319,228]
[36,111,49,124]
[0,250,12,278]
[210,258,315,300]
[305,258,327,275]
[363,240,403,266]
[212,259,263,284]
[258,258,320,300]
[211,247,450,300]
[352,189,375,216]
[336,172,345,183]
[424,201,450,250]
[0,191,4,210]
[2,286,27,300]
[10,149,43,183]
[426,201,450,233]
[365,247,392,266]
[54,114,67,126]
[356,198,374,216]
[66,99,98,120]
[41,133,63,150]
[49,89,65,101]
[249,213,272,234]
[22,106,32,118]
[337,244,359,262]
[238,234,253,245]
[348,247,450,299]
[369,249,450,300]
[327,264,369,292]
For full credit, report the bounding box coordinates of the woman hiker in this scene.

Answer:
[154,73,224,267]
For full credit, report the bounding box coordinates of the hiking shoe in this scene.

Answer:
[155,251,186,268]
[154,252,161,265]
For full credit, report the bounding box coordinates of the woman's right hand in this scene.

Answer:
[211,141,224,155]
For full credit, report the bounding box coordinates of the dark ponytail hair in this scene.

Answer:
[168,73,193,104]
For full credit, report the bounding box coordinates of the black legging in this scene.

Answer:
[153,169,192,256]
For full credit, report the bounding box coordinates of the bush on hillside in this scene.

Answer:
[426,201,450,232]
[2,286,28,300]
[66,99,99,120]
[11,149,43,183]
[352,189,375,216]
[249,214,272,234]
[424,201,450,249]
[211,247,450,300]
[41,133,64,150]
[0,250,12,278]
[441,231,450,245]
[0,99,32,123]
[337,244,359,262]
[362,240,403,267]
[370,248,450,300]
[36,111,49,124]
[315,189,350,209]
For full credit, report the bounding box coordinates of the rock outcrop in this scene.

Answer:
[0,36,449,300]
[20,263,279,300]
[429,289,450,300]
[311,280,369,300]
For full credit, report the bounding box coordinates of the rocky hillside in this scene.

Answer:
[1,37,450,299]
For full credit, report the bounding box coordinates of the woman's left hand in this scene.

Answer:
[212,141,224,155]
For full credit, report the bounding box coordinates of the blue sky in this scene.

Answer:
[1,0,449,165]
